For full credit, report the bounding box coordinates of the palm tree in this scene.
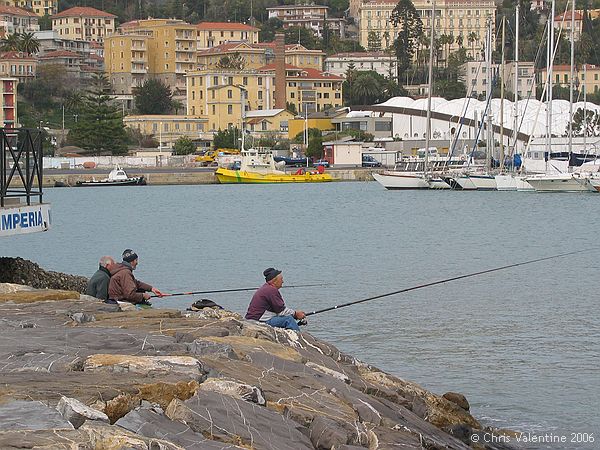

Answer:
[0,33,20,52]
[18,32,40,55]
[352,74,381,105]
[456,34,464,48]
[467,31,478,60]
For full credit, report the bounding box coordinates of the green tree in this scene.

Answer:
[433,80,467,99]
[38,14,52,31]
[284,26,321,50]
[173,136,196,155]
[0,33,20,51]
[390,0,423,83]
[352,73,382,105]
[571,107,600,137]
[67,74,127,155]
[467,31,478,60]
[213,127,240,149]
[18,32,40,55]
[259,17,284,42]
[133,79,173,115]
[286,101,298,115]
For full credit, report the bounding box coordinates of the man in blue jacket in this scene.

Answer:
[245,268,306,331]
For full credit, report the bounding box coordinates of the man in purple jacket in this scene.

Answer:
[245,267,306,331]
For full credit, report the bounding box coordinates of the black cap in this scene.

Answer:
[122,249,138,263]
[263,267,282,282]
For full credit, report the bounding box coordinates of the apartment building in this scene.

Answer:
[186,69,276,130]
[0,5,38,36]
[106,19,196,97]
[325,51,396,76]
[245,109,295,134]
[34,30,104,73]
[258,63,344,114]
[554,10,583,42]
[2,0,57,16]
[52,7,116,43]
[266,4,346,38]
[197,42,268,70]
[0,51,35,82]
[0,77,17,128]
[540,64,600,95]
[196,22,259,49]
[358,0,495,61]
[197,42,325,71]
[461,61,536,99]
[124,115,208,149]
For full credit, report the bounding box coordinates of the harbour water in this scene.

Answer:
[3,182,599,448]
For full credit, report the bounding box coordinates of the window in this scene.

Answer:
[163,123,168,132]
[243,76,248,85]
[261,121,267,131]
[192,91,195,100]
[258,77,262,85]
[227,89,232,99]
[258,91,263,100]
[213,76,218,85]
[211,90,215,99]
[212,105,216,114]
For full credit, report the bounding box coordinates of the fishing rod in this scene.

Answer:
[153,283,331,298]
[306,249,595,317]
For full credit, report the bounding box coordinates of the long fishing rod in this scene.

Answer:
[153,283,331,298]
[306,249,594,317]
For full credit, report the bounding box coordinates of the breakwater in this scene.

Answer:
[41,168,377,187]
[0,261,516,449]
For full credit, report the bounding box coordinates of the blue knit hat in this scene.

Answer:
[264,267,281,282]
[122,249,138,263]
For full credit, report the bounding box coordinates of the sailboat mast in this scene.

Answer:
[547,0,556,166]
[500,16,506,170]
[568,0,575,166]
[513,2,519,158]
[424,0,436,174]
[486,18,493,171]
[584,64,587,150]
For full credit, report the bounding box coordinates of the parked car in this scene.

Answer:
[362,155,382,168]
[274,156,313,167]
[313,159,330,168]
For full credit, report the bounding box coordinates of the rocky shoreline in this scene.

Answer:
[0,261,516,449]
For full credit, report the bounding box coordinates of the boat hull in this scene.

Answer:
[525,174,595,192]
[427,177,451,189]
[215,168,333,184]
[468,174,497,190]
[373,172,429,189]
[453,175,478,190]
[76,177,146,186]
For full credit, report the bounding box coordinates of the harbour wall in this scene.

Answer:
[37,168,378,187]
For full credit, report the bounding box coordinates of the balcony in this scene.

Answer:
[131,65,147,74]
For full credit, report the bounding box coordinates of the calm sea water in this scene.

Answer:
[4,182,599,448]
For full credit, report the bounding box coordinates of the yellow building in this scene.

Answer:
[197,42,267,70]
[123,115,209,149]
[106,19,196,97]
[358,0,495,61]
[258,64,344,114]
[186,69,276,131]
[287,108,346,139]
[245,109,295,135]
[52,7,116,43]
[0,51,36,82]
[541,64,600,95]
[0,77,17,128]
[196,22,259,49]
[197,42,325,71]
[2,0,57,16]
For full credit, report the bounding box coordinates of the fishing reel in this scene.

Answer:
[297,318,308,326]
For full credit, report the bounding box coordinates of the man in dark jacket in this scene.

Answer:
[86,256,114,300]
[108,249,164,304]
[245,267,306,331]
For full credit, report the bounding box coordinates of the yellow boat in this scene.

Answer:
[215,148,333,184]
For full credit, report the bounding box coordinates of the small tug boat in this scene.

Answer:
[76,166,146,186]
[215,148,332,184]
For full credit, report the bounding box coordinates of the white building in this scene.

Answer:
[266,4,346,38]
[0,5,38,35]
[324,52,396,77]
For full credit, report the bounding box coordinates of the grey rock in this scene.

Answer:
[56,396,109,429]
[0,400,74,431]
[352,399,382,425]
[198,378,266,406]
[117,407,244,449]
[70,312,96,324]
[166,391,313,450]
[309,416,350,449]
[186,340,236,359]
[0,257,87,292]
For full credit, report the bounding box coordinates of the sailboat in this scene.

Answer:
[525,0,597,192]
[374,0,450,190]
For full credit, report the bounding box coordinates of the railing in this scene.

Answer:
[0,128,43,207]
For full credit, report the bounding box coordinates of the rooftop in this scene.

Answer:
[53,7,117,18]
[0,5,38,17]
[196,22,259,31]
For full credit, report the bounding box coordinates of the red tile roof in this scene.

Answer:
[196,22,258,31]
[0,51,36,60]
[0,5,38,17]
[40,50,82,58]
[329,51,392,58]
[197,42,262,56]
[53,7,116,18]
[258,63,343,80]
[554,11,583,21]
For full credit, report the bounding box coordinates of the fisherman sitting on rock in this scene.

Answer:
[245,267,306,331]
[107,249,165,305]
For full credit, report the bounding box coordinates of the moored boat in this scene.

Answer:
[525,173,596,192]
[215,148,332,184]
[76,166,146,187]
[373,171,429,190]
